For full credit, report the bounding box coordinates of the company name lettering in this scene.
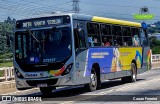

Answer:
[25,73,38,77]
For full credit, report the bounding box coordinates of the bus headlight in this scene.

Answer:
[15,68,24,78]
[61,63,73,76]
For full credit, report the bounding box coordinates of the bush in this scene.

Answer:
[149,36,160,54]
[151,46,160,54]
[0,70,4,77]
[0,52,13,59]
[0,62,13,68]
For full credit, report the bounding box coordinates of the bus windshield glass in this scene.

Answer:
[15,27,71,64]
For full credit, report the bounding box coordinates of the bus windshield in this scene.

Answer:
[15,27,72,64]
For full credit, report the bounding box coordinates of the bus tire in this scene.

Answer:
[121,63,137,83]
[40,86,55,96]
[85,68,98,91]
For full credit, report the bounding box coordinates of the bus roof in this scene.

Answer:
[91,16,141,27]
[72,14,141,27]
[17,13,141,28]
[17,13,73,21]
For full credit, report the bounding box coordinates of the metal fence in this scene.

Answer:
[152,54,160,63]
[0,67,14,81]
[151,54,160,69]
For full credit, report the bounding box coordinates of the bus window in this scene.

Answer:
[140,29,148,47]
[16,35,22,59]
[79,29,86,48]
[112,26,122,46]
[74,28,86,50]
[131,28,140,47]
[122,27,132,46]
[100,24,112,46]
[87,22,101,47]
[18,35,22,53]
[23,35,27,58]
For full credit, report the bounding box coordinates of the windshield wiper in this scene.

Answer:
[26,29,39,43]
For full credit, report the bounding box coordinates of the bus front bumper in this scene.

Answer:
[15,75,76,89]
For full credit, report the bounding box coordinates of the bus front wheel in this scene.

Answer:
[85,69,98,91]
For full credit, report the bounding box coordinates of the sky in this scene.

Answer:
[0,0,160,24]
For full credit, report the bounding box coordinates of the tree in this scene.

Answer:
[6,16,12,24]
[149,36,160,54]
[0,17,15,56]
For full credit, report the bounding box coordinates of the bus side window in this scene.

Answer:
[74,28,86,51]
[87,22,101,47]
[78,29,86,48]
[122,27,132,46]
[100,24,112,46]
[140,29,148,47]
[131,28,140,47]
[16,35,22,59]
[112,26,122,46]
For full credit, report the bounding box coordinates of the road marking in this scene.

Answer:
[116,78,160,92]
[61,101,75,104]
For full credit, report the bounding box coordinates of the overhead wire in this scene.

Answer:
[80,1,160,9]
[0,0,72,16]
[0,0,159,22]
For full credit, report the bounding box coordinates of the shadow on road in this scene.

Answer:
[23,78,145,100]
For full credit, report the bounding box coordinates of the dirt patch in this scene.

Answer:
[0,81,17,94]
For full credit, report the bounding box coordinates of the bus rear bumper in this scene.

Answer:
[15,75,76,90]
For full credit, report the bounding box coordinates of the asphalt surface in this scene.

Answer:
[1,69,160,104]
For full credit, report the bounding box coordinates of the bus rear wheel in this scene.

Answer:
[121,63,137,83]
[85,69,98,91]
[40,87,55,96]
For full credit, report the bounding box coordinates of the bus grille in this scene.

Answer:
[26,79,58,86]
[22,63,64,72]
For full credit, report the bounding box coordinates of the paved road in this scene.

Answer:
[1,69,160,104]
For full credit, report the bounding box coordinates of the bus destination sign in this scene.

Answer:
[16,15,70,29]
[22,18,62,28]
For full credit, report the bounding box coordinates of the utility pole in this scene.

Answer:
[72,0,80,13]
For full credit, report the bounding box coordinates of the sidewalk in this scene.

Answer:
[0,80,40,95]
[0,80,16,94]
[152,63,160,69]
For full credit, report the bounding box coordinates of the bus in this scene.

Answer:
[13,13,151,95]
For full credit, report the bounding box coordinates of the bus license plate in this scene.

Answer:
[37,83,47,87]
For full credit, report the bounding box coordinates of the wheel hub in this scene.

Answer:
[91,73,96,86]
[132,66,136,81]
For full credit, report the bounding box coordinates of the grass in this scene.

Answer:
[0,62,13,77]
[0,61,13,68]
[0,70,4,77]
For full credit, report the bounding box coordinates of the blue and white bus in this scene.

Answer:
[13,13,151,95]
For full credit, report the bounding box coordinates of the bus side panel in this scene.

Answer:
[138,47,151,74]
[119,47,142,71]
[75,49,90,85]
[78,47,146,83]
[85,47,114,76]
